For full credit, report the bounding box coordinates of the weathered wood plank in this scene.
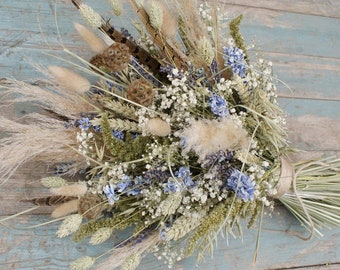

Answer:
[220,0,340,18]
[1,206,340,270]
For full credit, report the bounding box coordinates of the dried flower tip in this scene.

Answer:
[121,253,141,270]
[77,193,103,219]
[57,214,82,238]
[49,183,88,197]
[48,66,91,94]
[70,256,95,270]
[74,23,107,53]
[108,0,123,16]
[126,79,154,106]
[51,199,79,218]
[41,176,67,188]
[197,36,214,65]
[147,1,163,30]
[90,43,131,72]
[89,227,113,245]
[79,3,102,28]
[146,118,171,136]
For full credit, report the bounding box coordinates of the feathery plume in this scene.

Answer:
[181,119,249,160]
[74,23,107,53]
[48,66,91,94]
[0,115,82,184]
[49,183,88,197]
[51,199,79,218]
[1,79,93,118]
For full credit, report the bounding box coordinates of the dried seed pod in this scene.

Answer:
[90,43,131,72]
[77,193,103,219]
[126,79,154,106]
[102,43,131,70]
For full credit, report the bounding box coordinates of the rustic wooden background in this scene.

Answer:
[0,0,339,269]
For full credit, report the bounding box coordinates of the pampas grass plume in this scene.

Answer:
[51,199,79,218]
[181,119,249,160]
[74,23,107,53]
[49,183,87,197]
[48,66,91,94]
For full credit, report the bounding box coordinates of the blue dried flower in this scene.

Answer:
[103,183,119,205]
[223,46,247,78]
[78,117,92,130]
[226,169,255,202]
[175,167,195,188]
[117,175,131,192]
[163,179,181,193]
[209,94,229,117]
[112,130,124,140]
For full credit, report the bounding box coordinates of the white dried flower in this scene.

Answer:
[197,36,214,65]
[89,227,113,245]
[74,23,107,53]
[70,256,95,270]
[121,253,141,270]
[48,66,91,94]
[40,176,67,188]
[146,118,171,136]
[57,214,83,238]
[108,0,123,16]
[147,1,163,30]
[79,3,102,29]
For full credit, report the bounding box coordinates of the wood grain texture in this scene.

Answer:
[1,0,340,269]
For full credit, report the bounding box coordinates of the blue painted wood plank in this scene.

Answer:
[1,206,340,270]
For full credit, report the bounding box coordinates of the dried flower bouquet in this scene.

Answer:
[1,1,339,269]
